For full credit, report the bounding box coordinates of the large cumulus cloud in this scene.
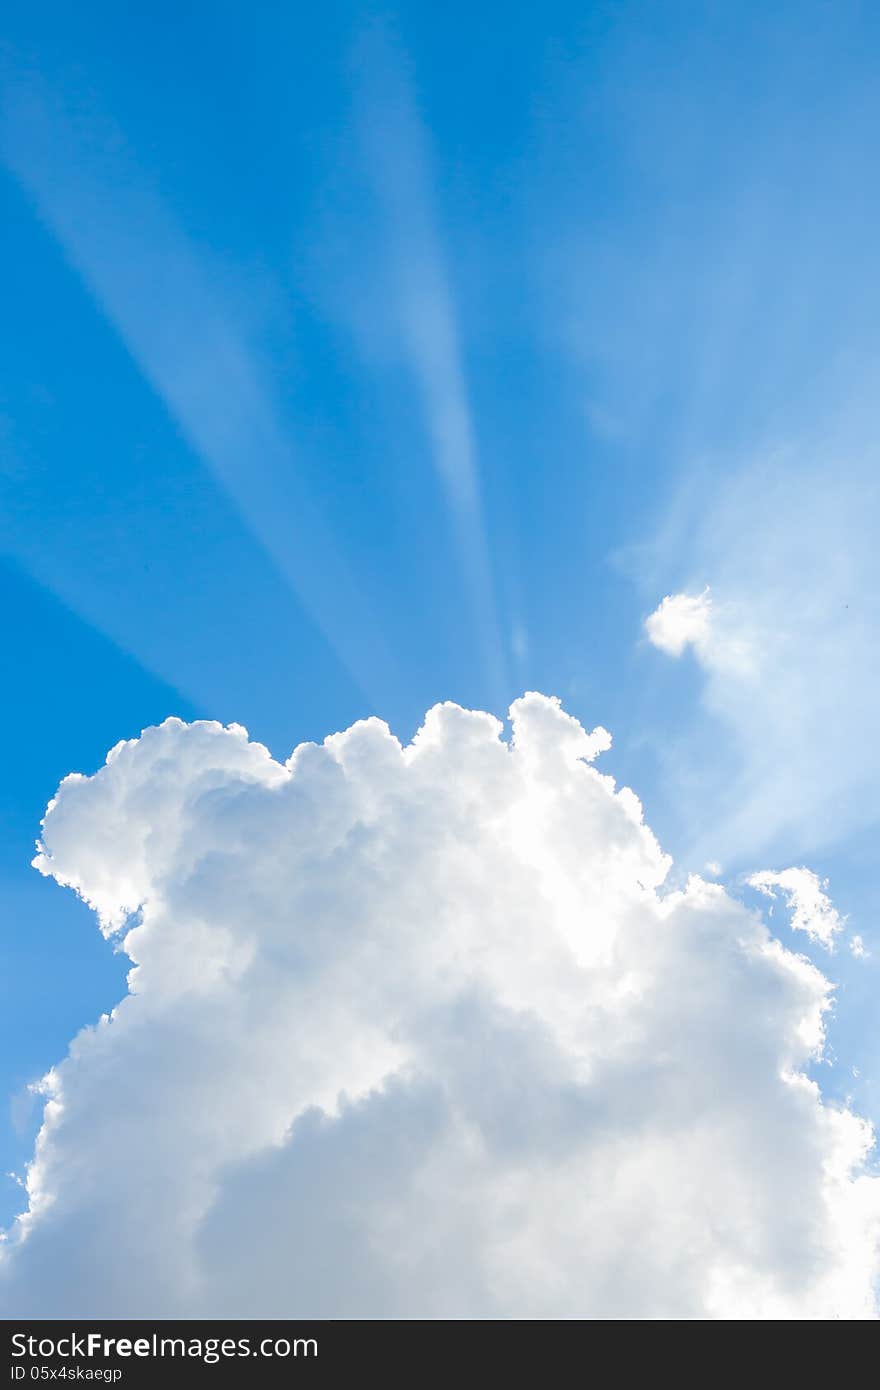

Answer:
[1,694,878,1318]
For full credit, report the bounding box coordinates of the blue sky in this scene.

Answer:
[2,0,880,1232]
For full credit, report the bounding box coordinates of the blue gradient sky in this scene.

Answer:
[2,0,880,1219]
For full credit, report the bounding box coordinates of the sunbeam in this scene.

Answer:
[0,63,401,709]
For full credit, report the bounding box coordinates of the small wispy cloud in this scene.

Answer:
[639,439,880,866]
[645,587,713,656]
[747,867,845,951]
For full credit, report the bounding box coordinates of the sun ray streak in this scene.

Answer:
[353,25,509,705]
[0,64,401,709]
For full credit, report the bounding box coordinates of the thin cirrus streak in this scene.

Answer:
[0,64,402,709]
[352,26,510,706]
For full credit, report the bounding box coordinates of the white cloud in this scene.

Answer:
[645,588,713,657]
[638,443,880,867]
[1,695,878,1318]
[645,586,756,679]
[747,868,845,951]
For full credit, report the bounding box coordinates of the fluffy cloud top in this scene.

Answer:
[1,695,878,1318]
